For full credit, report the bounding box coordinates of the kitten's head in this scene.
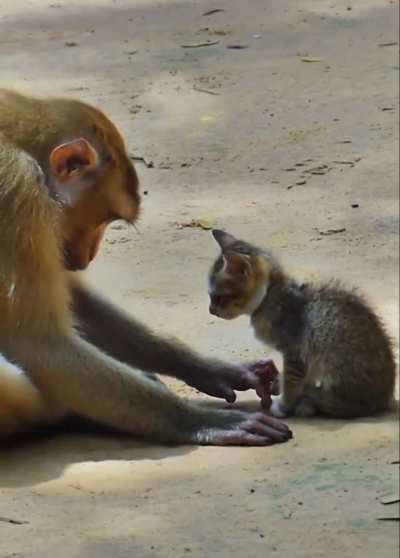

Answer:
[208,230,273,320]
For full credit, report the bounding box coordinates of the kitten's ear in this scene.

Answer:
[212,229,237,251]
[224,252,252,277]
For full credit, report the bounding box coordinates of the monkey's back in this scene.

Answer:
[302,281,396,417]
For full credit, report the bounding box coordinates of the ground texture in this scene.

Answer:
[0,1,399,557]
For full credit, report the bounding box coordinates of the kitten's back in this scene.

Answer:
[303,280,396,417]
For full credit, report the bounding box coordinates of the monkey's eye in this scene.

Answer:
[108,211,121,222]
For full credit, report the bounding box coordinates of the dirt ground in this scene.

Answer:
[0,0,399,556]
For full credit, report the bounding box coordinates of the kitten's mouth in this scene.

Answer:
[209,307,237,320]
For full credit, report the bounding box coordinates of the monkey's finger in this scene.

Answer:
[254,377,272,402]
[223,388,237,404]
[248,357,274,369]
[261,395,272,411]
[243,419,292,442]
[258,413,292,435]
[249,358,277,373]
[271,377,280,396]
[211,431,274,446]
[254,361,279,382]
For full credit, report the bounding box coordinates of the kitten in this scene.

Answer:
[208,229,396,418]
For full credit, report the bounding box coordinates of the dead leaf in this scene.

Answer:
[0,516,29,525]
[304,164,332,175]
[198,219,214,230]
[175,218,215,230]
[202,8,225,16]
[130,155,154,168]
[226,44,248,50]
[181,40,219,48]
[319,228,346,236]
[381,497,400,505]
[193,86,220,96]
[300,57,322,63]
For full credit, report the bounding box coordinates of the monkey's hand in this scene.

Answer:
[248,359,281,410]
[189,408,292,446]
[187,358,280,406]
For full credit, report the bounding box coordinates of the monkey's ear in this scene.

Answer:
[212,229,237,251]
[49,138,99,182]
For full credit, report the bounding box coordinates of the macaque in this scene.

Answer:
[0,90,291,445]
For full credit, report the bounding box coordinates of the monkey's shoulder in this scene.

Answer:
[0,140,51,203]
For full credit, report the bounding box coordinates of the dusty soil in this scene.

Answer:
[0,1,399,557]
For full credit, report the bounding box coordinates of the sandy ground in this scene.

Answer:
[0,0,399,556]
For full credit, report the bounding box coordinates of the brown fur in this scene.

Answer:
[0,89,140,270]
[0,90,291,445]
[209,230,396,418]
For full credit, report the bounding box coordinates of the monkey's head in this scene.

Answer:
[45,100,140,271]
[208,230,276,319]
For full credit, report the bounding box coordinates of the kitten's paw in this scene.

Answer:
[270,396,290,418]
[294,398,316,418]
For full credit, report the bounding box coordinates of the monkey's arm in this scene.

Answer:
[10,334,291,445]
[72,281,267,403]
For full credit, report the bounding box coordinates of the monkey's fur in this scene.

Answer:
[209,230,396,418]
[0,90,291,445]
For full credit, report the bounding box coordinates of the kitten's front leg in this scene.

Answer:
[270,395,289,418]
[270,356,306,418]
